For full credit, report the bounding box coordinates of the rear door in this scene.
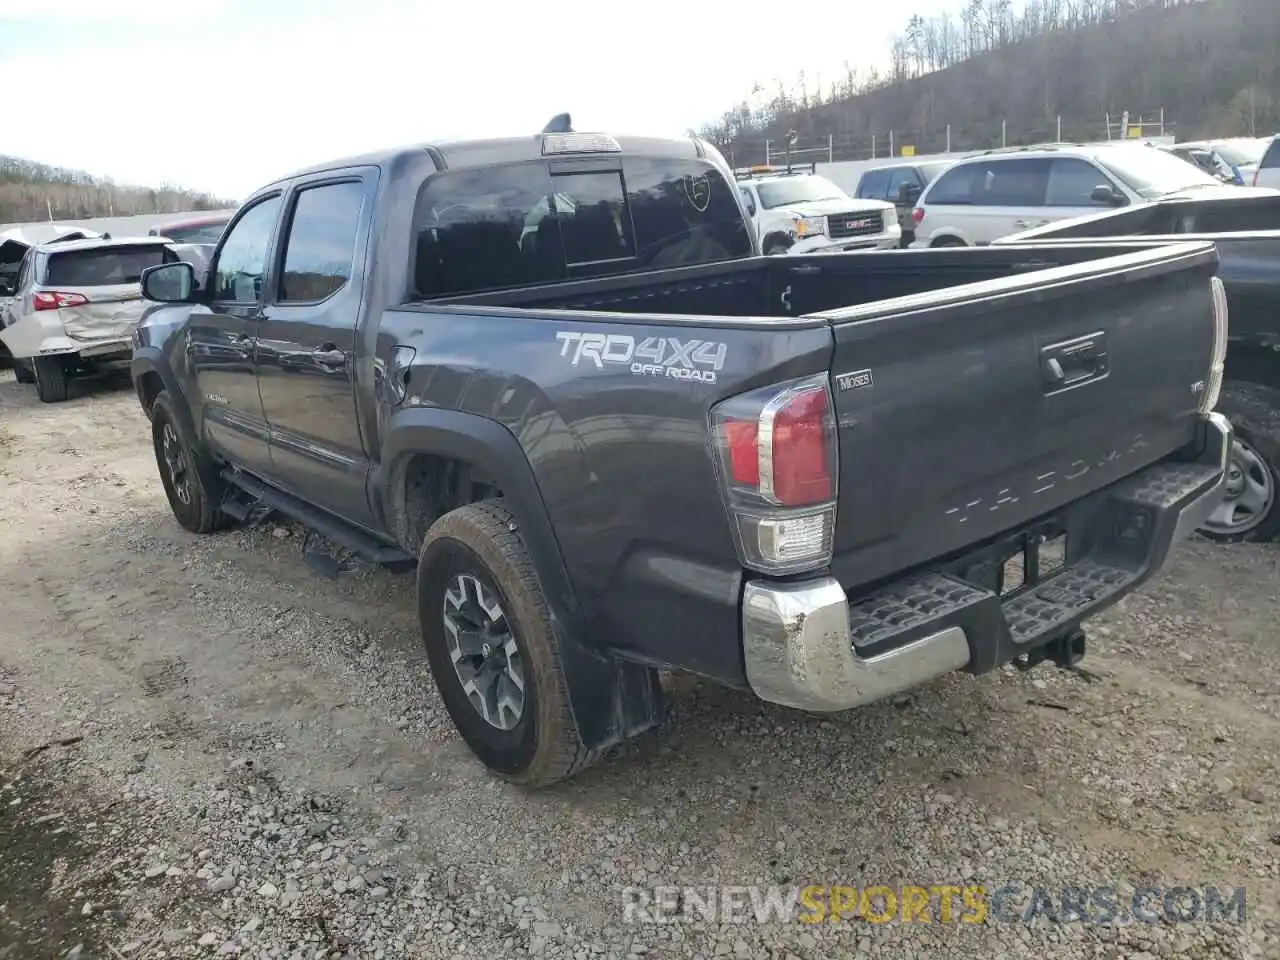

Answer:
[256,174,376,527]
[817,242,1219,590]
[917,160,1048,245]
[973,157,1052,243]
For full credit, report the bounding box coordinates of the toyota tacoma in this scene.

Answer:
[130,119,1232,786]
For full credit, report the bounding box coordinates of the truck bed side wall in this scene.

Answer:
[374,305,833,686]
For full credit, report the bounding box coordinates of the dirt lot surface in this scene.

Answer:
[0,367,1277,960]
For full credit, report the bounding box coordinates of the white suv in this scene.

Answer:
[909,143,1274,248]
[735,165,899,255]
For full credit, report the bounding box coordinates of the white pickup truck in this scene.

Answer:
[734,164,899,255]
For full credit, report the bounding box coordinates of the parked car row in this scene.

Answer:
[846,137,1280,250]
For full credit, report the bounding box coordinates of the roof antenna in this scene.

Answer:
[542,113,573,134]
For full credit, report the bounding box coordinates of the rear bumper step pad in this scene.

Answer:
[741,412,1231,712]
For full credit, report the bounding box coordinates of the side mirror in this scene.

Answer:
[141,262,196,302]
[898,183,922,204]
[1090,185,1125,206]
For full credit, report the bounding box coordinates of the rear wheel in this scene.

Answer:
[930,235,966,248]
[13,359,34,384]
[418,500,595,787]
[1198,380,1280,543]
[150,390,230,534]
[33,356,70,403]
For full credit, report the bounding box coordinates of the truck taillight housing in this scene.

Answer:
[33,291,88,311]
[710,373,838,574]
[1201,276,1229,414]
[911,207,925,225]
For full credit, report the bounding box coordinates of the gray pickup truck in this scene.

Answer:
[130,120,1230,786]
[999,191,1280,542]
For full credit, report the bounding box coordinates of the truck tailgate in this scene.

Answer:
[820,241,1219,590]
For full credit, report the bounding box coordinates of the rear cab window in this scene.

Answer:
[41,245,174,287]
[412,156,753,298]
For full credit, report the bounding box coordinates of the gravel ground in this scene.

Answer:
[0,366,1278,960]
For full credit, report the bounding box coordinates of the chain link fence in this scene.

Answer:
[718,112,1175,168]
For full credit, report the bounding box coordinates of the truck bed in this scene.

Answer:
[390,242,1220,612]
[427,243,1189,319]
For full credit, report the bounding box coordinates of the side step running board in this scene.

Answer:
[220,468,415,573]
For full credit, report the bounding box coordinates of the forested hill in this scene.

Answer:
[701,0,1280,161]
[0,156,235,225]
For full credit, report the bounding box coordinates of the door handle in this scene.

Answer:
[1041,331,1109,393]
[1014,219,1031,229]
[312,345,346,366]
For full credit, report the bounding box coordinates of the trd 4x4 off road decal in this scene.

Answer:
[555,331,727,384]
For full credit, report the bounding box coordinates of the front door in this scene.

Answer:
[255,176,374,528]
[189,193,283,476]
[1041,156,1126,228]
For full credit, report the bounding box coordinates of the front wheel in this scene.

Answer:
[150,390,231,535]
[13,359,34,384]
[1198,380,1280,543]
[418,500,595,787]
[930,236,966,248]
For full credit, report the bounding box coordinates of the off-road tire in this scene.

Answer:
[150,390,231,535]
[1200,379,1280,543]
[418,500,594,787]
[33,356,70,403]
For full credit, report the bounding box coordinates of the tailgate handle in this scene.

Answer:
[1041,332,1109,393]
[788,264,821,275]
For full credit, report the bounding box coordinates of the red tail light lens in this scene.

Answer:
[33,291,88,311]
[763,386,833,506]
[711,373,839,574]
[911,207,925,225]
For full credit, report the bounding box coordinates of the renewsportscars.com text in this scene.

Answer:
[621,884,1248,926]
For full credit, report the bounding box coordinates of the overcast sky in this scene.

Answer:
[0,0,965,200]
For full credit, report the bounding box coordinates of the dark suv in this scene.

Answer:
[148,214,233,244]
[855,160,952,245]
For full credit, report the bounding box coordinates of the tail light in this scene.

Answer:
[911,207,925,225]
[33,291,88,311]
[710,373,838,574]
[1201,276,1228,414]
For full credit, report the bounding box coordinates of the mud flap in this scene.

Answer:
[555,633,665,756]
